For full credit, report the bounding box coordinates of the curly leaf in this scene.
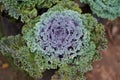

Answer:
[80,0,120,20]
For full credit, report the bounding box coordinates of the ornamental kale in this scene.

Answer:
[80,0,120,20]
[25,10,86,60]
[0,1,107,80]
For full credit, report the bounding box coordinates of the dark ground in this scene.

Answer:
[0,1,120,80]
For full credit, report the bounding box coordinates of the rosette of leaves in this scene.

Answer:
[0,1,106,80]
[80,0,120,20]
[0,0,67,22]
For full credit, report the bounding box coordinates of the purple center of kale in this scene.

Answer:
[37,15,82,57]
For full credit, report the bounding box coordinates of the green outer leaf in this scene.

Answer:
[0,35,25,55]
[0,0,70,22]
[80,0,120,20]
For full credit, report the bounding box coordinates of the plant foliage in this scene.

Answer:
[0,1,107,80]
[0,0,66,22]
[80,0,120,20]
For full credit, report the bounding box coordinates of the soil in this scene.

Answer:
[0,1,120,80]
[86,18,120,80]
